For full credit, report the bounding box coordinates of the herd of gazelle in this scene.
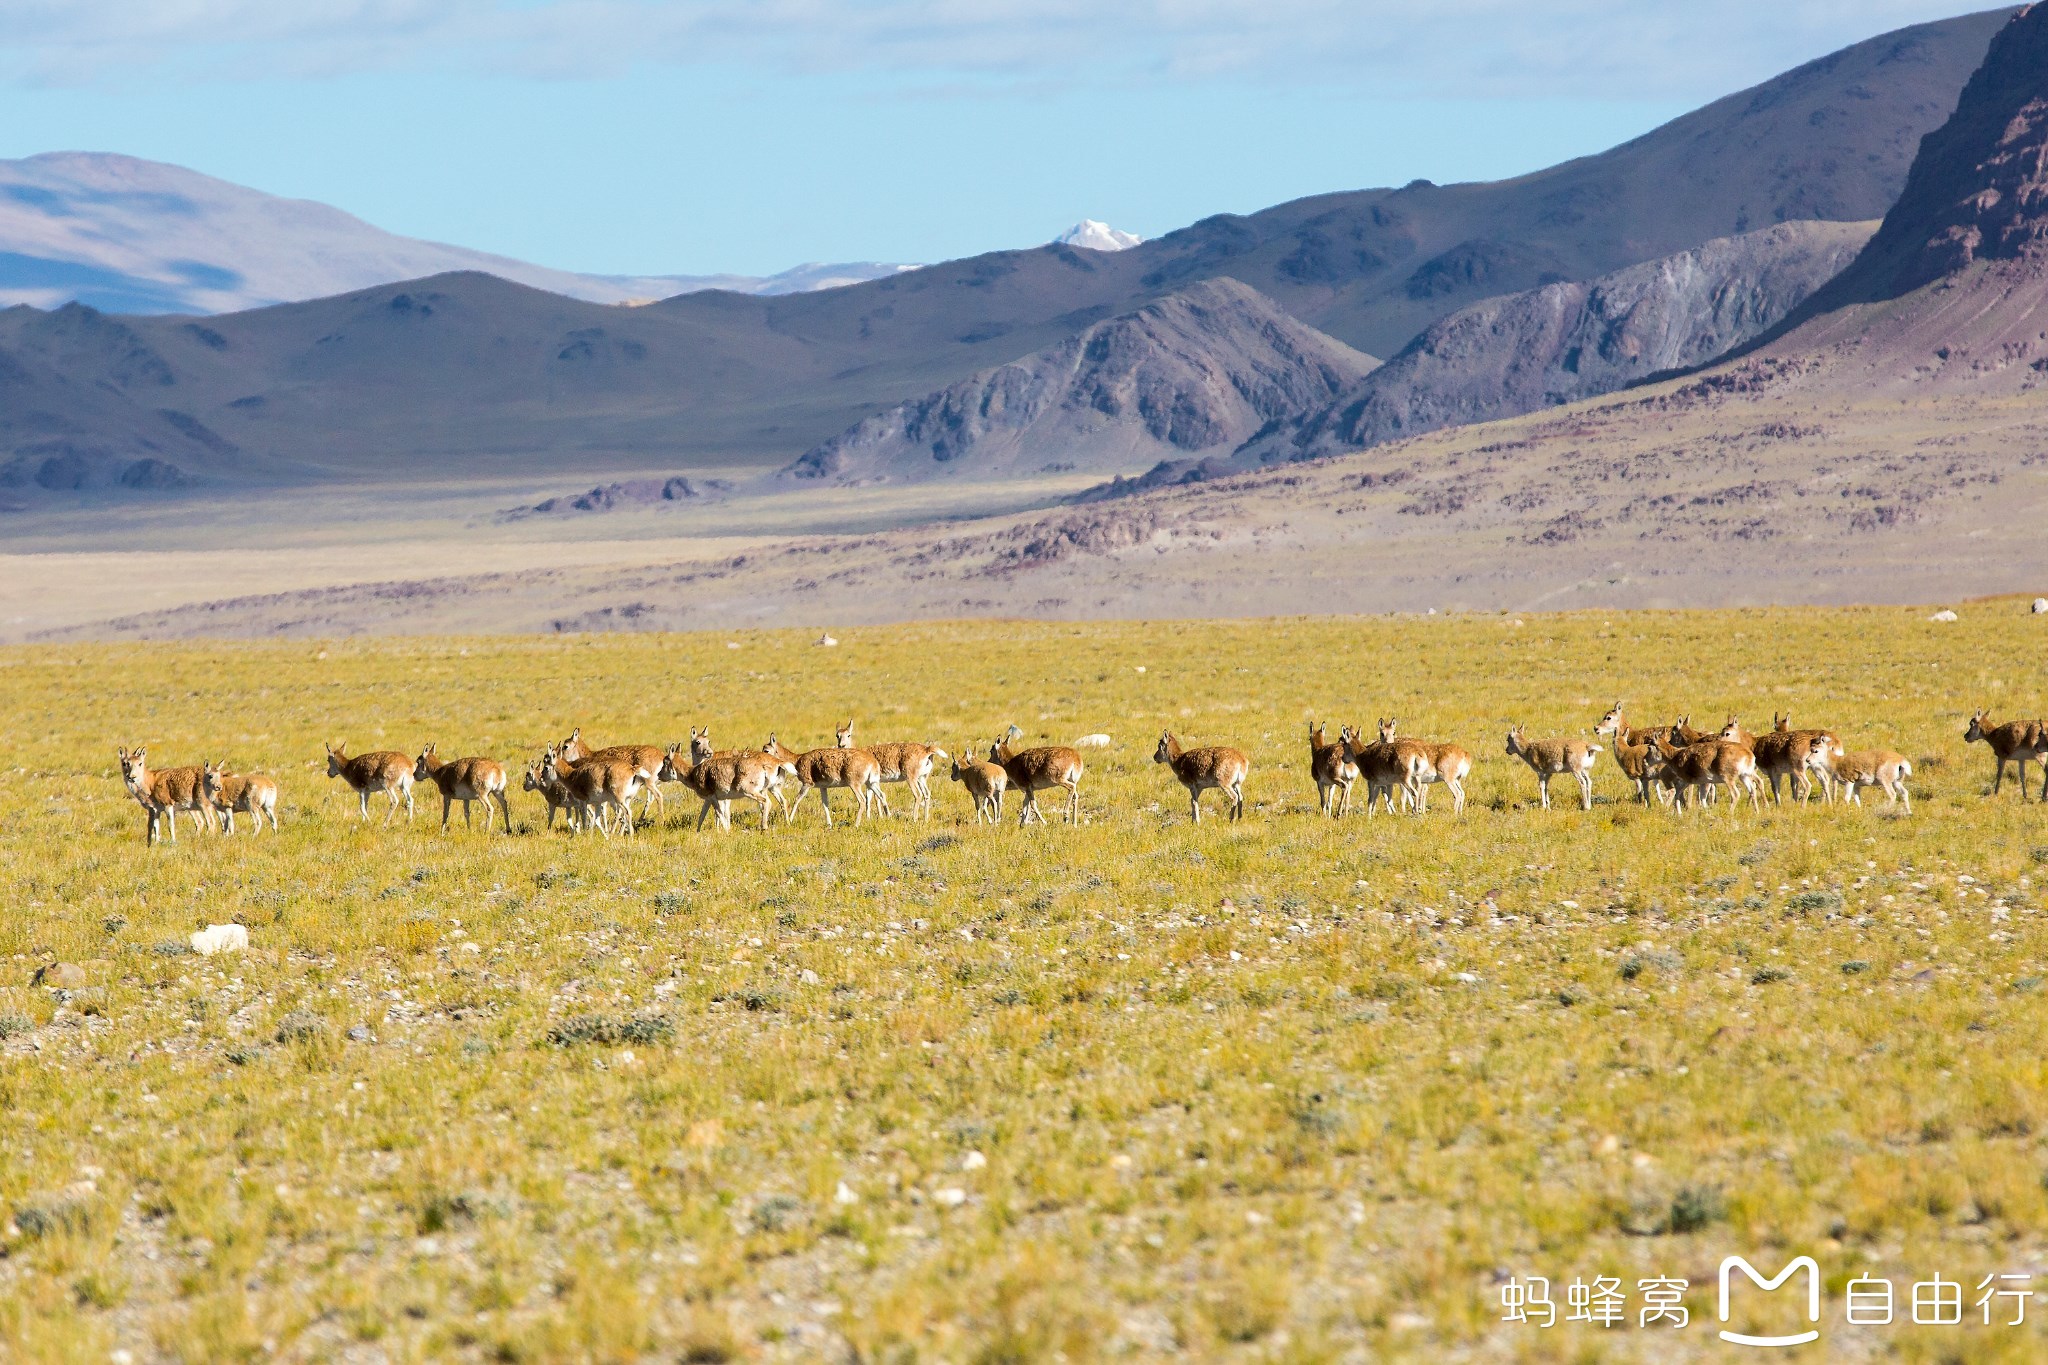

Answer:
[112,706,2041,844]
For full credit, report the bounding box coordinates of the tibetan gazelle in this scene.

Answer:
[1504,726,1600,811]
[1153,731,1249,822]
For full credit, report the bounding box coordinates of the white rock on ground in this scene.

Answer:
[1929,609,1959,622]
[2032,598,2048,614]
[190,924,248,956]
[1074,734,1113,749]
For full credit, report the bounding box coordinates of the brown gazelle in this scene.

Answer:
[686,728,794,821]
[1648,728,1762,814]
[1308,722,1358,817]
[992,725,1084,826]
[414,743,512,833]
[762,723,885,826]
[541,747,642,837]
[661,730,779,831]
[1154,731,1249,822]
[1379,719,1471,816]
[949,744,1008,824]
[868,741,950,820]
[1964,711,2047,800]
[1504,726,1601,811]
[1341,722,1427,817]
[118,746,213,845]
[1831,748,1914,813]
[1593,707,1663,806]
[1726,713,1841,805]
[522,760,574,829]
[325,742,415,824]
[558,729,666,821]
[201,760,279,835]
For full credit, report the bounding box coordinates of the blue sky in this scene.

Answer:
[0,2,1996,277]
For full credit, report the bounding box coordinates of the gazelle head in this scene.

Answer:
[1153,731,1177,765]
[1667,719,1692,746]
[658,742,688,783]
[1965,710,1990,742]
[201,759,226,803]
[117,746,148,788]
[1773,712,1791,732]
[324,742,348,777]
[835,720,855,748]
[1593,703,1624,737]
[1718,717,1744,742]
[413,742,438,780]
[689,727,713,763]
[558,728,585,763]
[1378,718,1398,742]
[521,762,546,794]
[1504,726,1526,757]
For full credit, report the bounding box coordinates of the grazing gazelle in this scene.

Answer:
[1593,706,1663,806]
[992,725,1084,826]
[1831,748,1914,813]
[1308,722,1358,817]
[557,729,667,822]
[949,744,1008,824]
[1504,726,1601,810]
[657,734,778,832]
[325,742,415,824]
[414,743,512,833]
[1964,711,2047,800]
[1648,731,1762,814]
[763,723,886,826]
[867,741,950,820]
[540,747,642,837]
[201,760,279,835]
[117,746,213,845]
[1153,731,1250,822]
[1379,719,1472,815]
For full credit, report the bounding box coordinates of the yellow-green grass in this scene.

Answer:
[2,609,2046,1362]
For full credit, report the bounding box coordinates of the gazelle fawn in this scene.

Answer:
[657,730,778,831]
[992,725,1084,826]
[1153,731,1249,822]
[1964,711,2046,800]
[1727,713,1841,805]
[1504,726,1601,811]
[949,745,1008,824]
[415,743,512,833]
[1308,722,1358,817]
[117,746,213,845]
[325,743,415,824]
[1831,748,1913,813]
[1594,706,1665,807]
[1337,722,1426,817]
[201,760,279,834]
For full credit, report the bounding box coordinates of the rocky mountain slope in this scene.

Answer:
[0,11,2011,513]
[0,153,913,314]
[1112,219,1874,488]
[780,279,1376,485]
[73,7,2048,636]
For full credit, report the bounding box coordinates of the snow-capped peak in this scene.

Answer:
[1055,220,1142,252]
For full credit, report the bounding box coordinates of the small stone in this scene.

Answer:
[961,1150,987,1171]
[932,1187,967,1208]
[190,924,248,956]
[799,969,821,986]
[346,1025,373,1043]
[1929,609,1959,622]
[834,1181,858,1206]
[2033,598,2048,615]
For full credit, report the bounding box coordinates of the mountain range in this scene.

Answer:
[0,152,919,315]
[0,7,2014,511]
[78,0,2048,637]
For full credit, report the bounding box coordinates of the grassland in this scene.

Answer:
[2,608,2047,1362]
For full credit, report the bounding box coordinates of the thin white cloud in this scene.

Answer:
[0,0,1999,99]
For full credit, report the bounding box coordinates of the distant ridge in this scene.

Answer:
[0,153,916,315]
